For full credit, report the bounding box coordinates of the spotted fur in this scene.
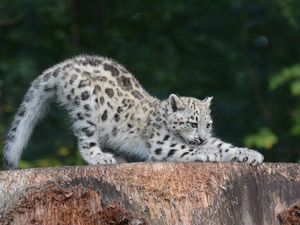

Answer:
[3,55,264,169]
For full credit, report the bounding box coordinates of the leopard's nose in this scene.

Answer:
[198,137,205,144]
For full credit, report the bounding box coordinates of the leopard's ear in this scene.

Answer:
[168,94,185,112]
[203,96,213,107]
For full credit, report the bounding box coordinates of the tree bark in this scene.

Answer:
[0,163,299,225]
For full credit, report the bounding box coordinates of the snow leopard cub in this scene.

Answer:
[3,55,264,169]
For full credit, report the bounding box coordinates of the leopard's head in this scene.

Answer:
[164,94,213,145]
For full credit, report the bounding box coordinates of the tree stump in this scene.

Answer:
[0,163,299,225]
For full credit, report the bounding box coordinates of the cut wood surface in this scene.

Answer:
[0,163,299,225]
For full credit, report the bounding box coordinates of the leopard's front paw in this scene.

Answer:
[235,148,264,165]
[90,153,117,165]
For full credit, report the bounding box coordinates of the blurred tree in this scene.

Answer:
[0,0,299,168]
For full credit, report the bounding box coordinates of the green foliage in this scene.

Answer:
[291,105,300,136]
[244,128,278,149]
[274,0,300,29]
[1,0,300,167]
[269,64,300,138]
[269,64,300,93]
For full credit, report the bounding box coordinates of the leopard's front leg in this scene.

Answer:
[206,137,264,165]
[147,135,263,165]
[147,134,221,162]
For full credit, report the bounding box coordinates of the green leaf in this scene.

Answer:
[244,128,278,149]
[269,64,300,90]
[291,105,300,136]
[290,80,300,96]
[274,0,299,30]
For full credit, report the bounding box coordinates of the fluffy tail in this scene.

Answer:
[3,71,57,169]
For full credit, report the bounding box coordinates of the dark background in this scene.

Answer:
[0,0,299,168]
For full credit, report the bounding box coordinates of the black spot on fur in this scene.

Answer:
[157,141,164,145]
[107,102,113,109]
[206,155,211,162]
[163,135,170,141]
[96,76,107,82]
[69,74,77,84]
[218,143,222,148]
[92,85,101,95]
[117,89,123,97]
[82,71,91,77]
[63,63,73,71]
[117,76,132,90]
[18,107,26,117]
[79,60,87,66]
[14,119,20,127]
[43,72,51,81]
[84,104,91,111]
[87,120,96,127]
[181,152,189,158]
[104,63,119,76]
[74,96,80,106]
[181,145,186,149]
[77,112,83,120]
[81,127,94,137]
[52,68,60,77]
[44,85,53,92]
[168,149,177,157]
[114,113,120,122]
[105,88,114,98]
[127,123,133,128]
[81,91,90,100]
[85,56,102,66]
[242,157,248,162]
[7,133,15,141]
[155,148,162,155]
[79,80,90,88]
[90,142,96,147]
[112,127,118,136]
[170,143,177,147]
[109,80,116,86]
[100,97,105,105]
[225,149,229,152]
[67,95,71,101]
[131,90,144,100]
[101,110,108,121]
[117,106,122,113]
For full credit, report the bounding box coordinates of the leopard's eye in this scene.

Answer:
[189,122,198,128]
[206,122,212,129]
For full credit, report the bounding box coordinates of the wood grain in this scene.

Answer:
[0,163,299,225]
